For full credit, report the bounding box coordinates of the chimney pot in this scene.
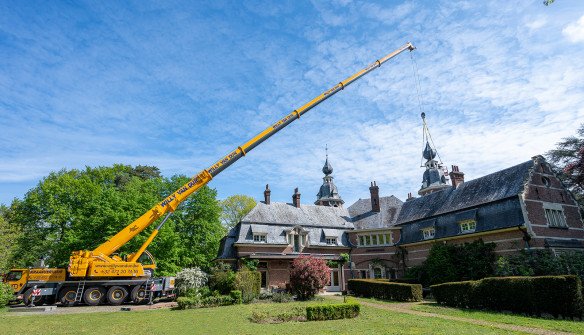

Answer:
[292,188,301,208]
[264,184,271,205]
[449,165,465,189]
[369,181,380,212]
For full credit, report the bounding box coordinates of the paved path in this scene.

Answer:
[329,296,575,335]
[7,301,177,316]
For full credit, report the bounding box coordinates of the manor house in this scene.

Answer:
[216,126,584,292]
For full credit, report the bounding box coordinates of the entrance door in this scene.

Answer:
[325,268,340,292]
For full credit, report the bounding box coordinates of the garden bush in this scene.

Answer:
[235,269,261,303]
[208,263,236,295]
[175,267,208,296]
[289,256,330,301]
[0,282,13,307]
[348,279,423,302]
[272,292,293,303]
[431,275,583,318]
[229,290,242,304]
[305,303,360,321]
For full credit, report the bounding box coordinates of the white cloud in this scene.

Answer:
[525,16,547,31]
[563,14,584,43]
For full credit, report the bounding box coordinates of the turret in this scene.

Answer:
[418,113,450,196]
[315,146,345,208]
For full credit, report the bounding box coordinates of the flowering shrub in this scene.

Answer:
[175,267,208,297]
[289,256,329,300]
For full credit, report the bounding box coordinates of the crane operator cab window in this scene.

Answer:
[4,270,23,282]
[137,251,156,266]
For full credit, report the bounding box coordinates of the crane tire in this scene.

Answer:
[107,286,128,305]
[23,287,44,306]
[83,286,105,306]
[58,287,77,307]
[131,285,147,304]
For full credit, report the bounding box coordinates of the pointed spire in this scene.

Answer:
[418,113,450,196]
[315,146,344,207]
[322,144,333,175]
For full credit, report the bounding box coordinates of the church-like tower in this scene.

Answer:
[315,148,344,207]
[418,113,450,196]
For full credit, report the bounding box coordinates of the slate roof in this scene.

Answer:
[228,202,354,247]
[348,196,403,229]
[395,160,534,224]
[241,202,353,228]
[216,226,239,259]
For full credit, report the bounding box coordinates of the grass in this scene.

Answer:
[0,298,524,335]
[411,302,584,334]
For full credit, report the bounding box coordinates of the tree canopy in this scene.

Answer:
[4,165,223,275]
[547,123,584,207]
[220,194,256,230]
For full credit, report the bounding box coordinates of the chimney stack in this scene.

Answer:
[264,184,271,204]
[369,181,380,212]
[292,187,301,208]
[406,192,415,201]
[449,165,465,189]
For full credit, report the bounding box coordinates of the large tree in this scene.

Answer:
[6,165,223,275]
[0,206,21,273]
[546,124,584,207]
[220,194,256,230]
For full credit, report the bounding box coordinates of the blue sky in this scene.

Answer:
[1,0,584,207]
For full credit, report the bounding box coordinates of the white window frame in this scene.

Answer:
[325,237,337,245]
[422,227,435,240]
[253,234,267,243]
[543,202,568,228]
[459,220,476,233]
[358,232,393,246]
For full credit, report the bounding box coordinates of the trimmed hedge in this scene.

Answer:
[431,275,583,318]
[306,303,360,321]
[176,294,236,309]
[348,279,423,302]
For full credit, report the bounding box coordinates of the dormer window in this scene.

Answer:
[422,227,435,240]
[459,220,476,233]
[253,234,267,243]
[326,237,337,245]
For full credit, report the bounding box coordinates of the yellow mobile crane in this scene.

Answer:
[4,42,415,306]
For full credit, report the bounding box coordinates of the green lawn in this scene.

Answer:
[411,303,584,334]
[0,300,524,335]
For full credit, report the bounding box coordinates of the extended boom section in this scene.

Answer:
[70,42,415,279]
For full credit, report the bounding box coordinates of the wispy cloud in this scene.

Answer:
[563,14,584,43]
[1,1,583,208]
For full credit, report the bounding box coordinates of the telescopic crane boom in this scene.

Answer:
[68,42,415,278]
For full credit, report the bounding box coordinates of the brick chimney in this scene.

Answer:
[264,184,271,205]
[369,181,380,212]
[449,165,465,189]
[406,192,415,201]
[292,187,301,208]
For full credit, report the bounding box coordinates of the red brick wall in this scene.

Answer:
[522,158,584,240]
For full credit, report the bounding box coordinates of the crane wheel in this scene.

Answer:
[131,285,147,304]
[58,287,77,307]
[83,286,105,306]
[23,288,44,306]
[107,286,128,305]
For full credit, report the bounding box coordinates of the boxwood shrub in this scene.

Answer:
[348,279,423,302]
[176,294,236,309]
[431,275,583,318]
[306,303,360,321]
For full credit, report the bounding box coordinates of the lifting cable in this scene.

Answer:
[409,51,444,167]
